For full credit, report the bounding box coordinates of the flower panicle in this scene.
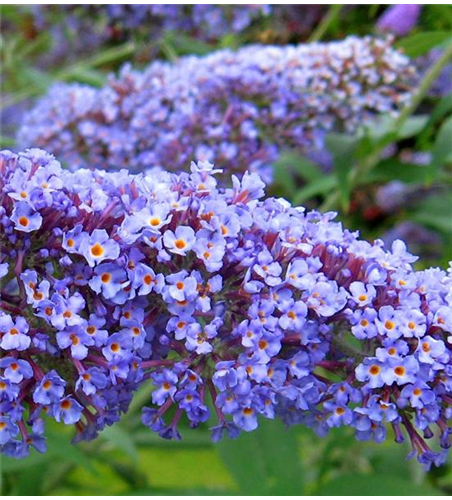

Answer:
[0,148,450,470]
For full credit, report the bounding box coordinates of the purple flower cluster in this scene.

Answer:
[377,4,422,37]
[18,36,415,181]
[1,148,450,469]
[104,4,270,40]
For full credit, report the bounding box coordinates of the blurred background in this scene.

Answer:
[1,3,451,495]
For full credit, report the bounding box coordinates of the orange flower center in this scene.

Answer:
[101,273,111,283]
[175,239,186,249]
[90,243,104,257]
[369,365,380,376]
[394,366,405,376]
[18,216,29,227]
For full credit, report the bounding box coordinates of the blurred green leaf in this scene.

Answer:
[218,419,304,495]
[278,151,324,183]
[317,473,443,495]
[326,133,358,210]
[66,68,106,87]
[0,136,16,148]
[363,159,430,185]
[100,425,139,463]
[134,429,212,448]
[398,115,430,139]
[293,175,337,205]
[426,92,452,129]
[170,33,216,55]
[396,32,452,57]
[369,115,428,143]
[126,486,234,495]
[410,193,452,234]
[417,93,452,147]
[430,116,452,180]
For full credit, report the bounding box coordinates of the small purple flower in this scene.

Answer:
[83,314,109,347]
[399,309,426,338]
[253,249,282,286]
[164,271,198,303]
[376,339,409,362]
[355,359,385,389]
[62,224,85,253]
[0,377,20,402]
[233,407,258,432]
[0,417,19,445]
[56,327,95,360]
[417,336,446,365]
[132,263,164,296]
[349,281,376,307]
[350,308,378,340]
[11,202,42,232]
[163,226,196,256]
[381,356,419,386]
[324,401,353,427]
[101,332,133,362]
[375,306,400,339]
[79,229,120,267]
[54,397,83,425]
[89,263,129,301]
[399,382,436,409]
[151,369,178,405]
[0,315,31,351]
[33,370,66,405]
[75,368,108,396]
[193,232,226,272]
[279,300,307,331]
[0,357,33,383]
[50,293,86,330]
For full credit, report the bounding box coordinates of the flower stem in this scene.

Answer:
[308,5,342,43]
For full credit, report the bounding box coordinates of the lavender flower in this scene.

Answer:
[31,4,271,42]
[377,5,422,37]
[18,37,415,181]
[0,148,450,470]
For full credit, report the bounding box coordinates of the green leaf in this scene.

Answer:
[293,175,337,205]
[410,193,452,234]
[317,473,443,496]
[426,92,452,129]
[100,425,139,463]
[396,31,452,57]
[326,133,358,210]
[272,159,297,198]
[363,159,430,185]
[217,419,304,495]
[398,115,430,139]
[432,116,452,167]
[126,486,234,495]
[279,151,324,183]
[417,93,452,147]
[0,135,16,148]
[369,115,428,143]
[169,32,215,56]
[66,68,106,87]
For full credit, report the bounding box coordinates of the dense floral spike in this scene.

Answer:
[1,149,450,469]
[18,37,415,181]
[376,4,422,37]
[31,4,270,44]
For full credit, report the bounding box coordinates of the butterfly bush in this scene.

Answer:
[0,148,451,469]
[30,4,269,43]
[18,36,415,181]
